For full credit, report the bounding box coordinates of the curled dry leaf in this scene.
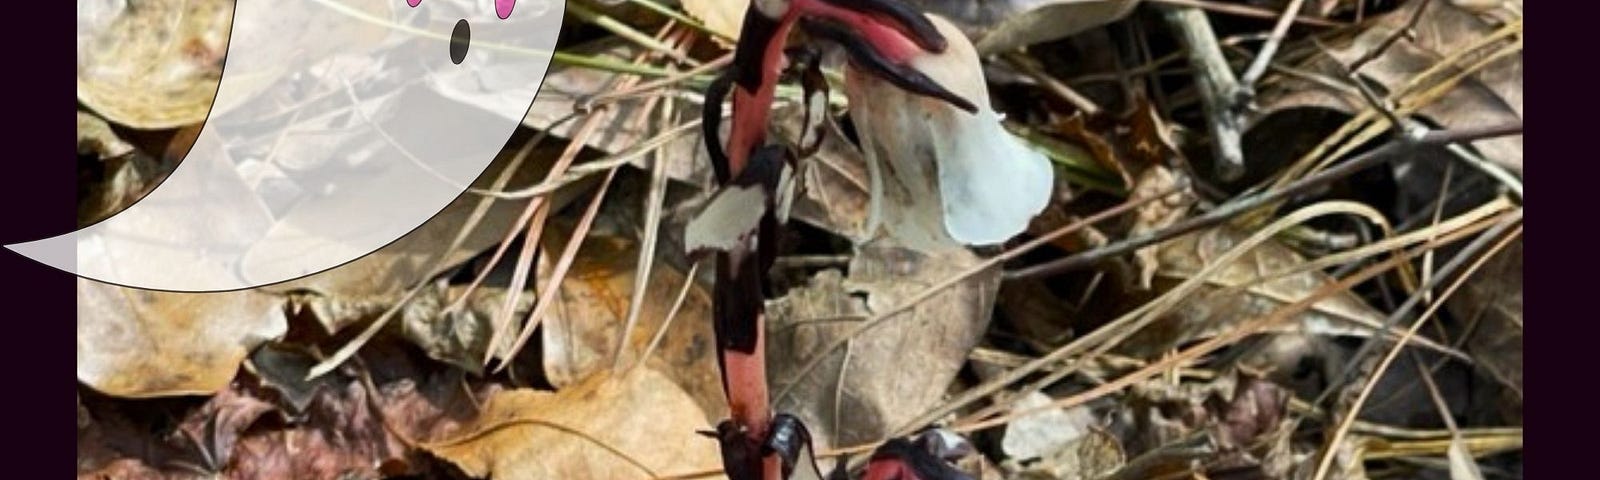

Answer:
[78,279,287,398]
[1255,0,1523,171]
[768,239,999,454]
[1128,165,1194,290]
[1000,393,1111,470]
[424,368,721,480]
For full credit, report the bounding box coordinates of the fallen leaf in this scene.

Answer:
[1001,393,1101,463]
[1014,427,1123,480]
[78,280,287,398]
[1255,1,1522,172]
[768,238,999,456]
[424,368,722,479]
[537,223,724,419]
[1128,165,1194,290]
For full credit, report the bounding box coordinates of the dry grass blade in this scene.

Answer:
[956,200,1418,427]
[631,262,702,373]
[952,214,1513,435]
[495,167,621,371]
[613,103,678,370]
[306,132,548,379]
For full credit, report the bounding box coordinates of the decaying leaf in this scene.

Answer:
[78,279,287,398]
[424,368,721,480]
[1129,165,1194,290]
[538,228,724,419]
[768,239,999,455]
[1255,0,1523,171]
[1123,370,1291,478]
[81,336,495,479]
[1000,393,1105,466]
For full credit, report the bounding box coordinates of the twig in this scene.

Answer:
[1238,0,1307,87]
[1160,4,1247,180]
[1005,122,1523,280]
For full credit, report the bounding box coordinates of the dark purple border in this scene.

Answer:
[0,0,76,471]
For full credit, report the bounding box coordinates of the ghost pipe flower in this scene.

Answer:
[844,15,1054,250]
[693,2,994,480]
[704,0,979,182]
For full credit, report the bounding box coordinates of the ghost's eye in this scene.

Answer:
[449,19,470,64]
[406,1,492,65]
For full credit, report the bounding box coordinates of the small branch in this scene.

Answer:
[1239,0,1307,87]
[1160,5,1248,180]
[1006,122,1523,280]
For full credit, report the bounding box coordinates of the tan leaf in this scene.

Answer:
[768,239,999,455]
[424,368,722,480]
[1256,1,1522,172]
[538,228,725,420]
[77,280,286,397]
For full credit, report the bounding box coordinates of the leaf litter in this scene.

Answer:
[78,0,1522,478]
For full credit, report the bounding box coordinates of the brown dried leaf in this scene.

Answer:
[1257,1,1522,171]
[538,229,724,419]
[768,239,999,454]
[1128,165,1194,290]
[424,368,721,479]
[78,280,286,398]
[1124,371,1289,477]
